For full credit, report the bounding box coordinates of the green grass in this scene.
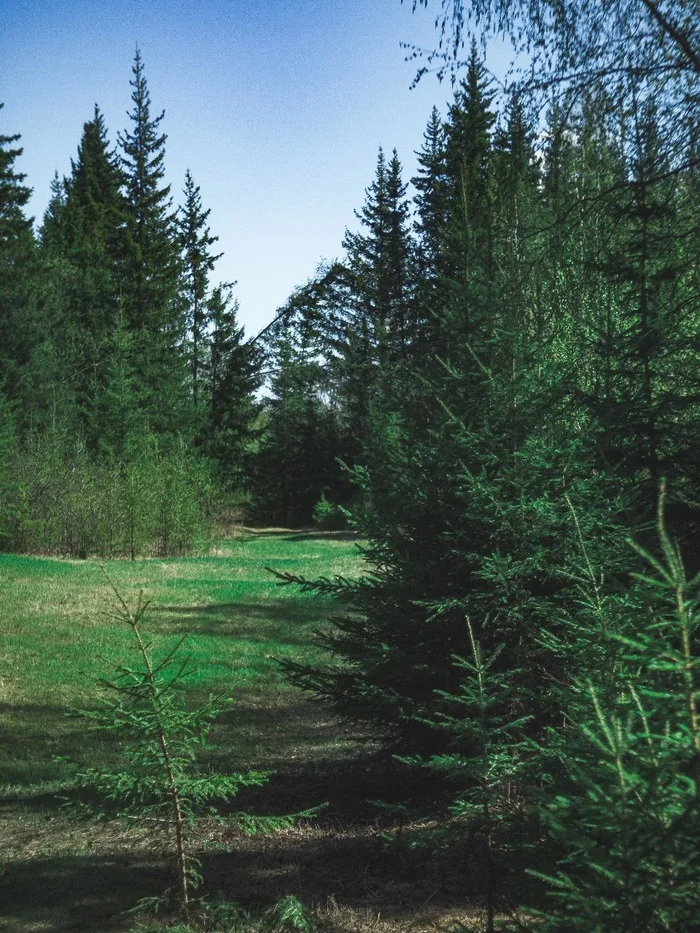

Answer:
[0,531,483,933]
[0,531,362,790]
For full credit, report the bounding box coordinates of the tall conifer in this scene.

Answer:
[207,284,261,485]
[413,106,449,277]
[118,50,187,438]
[178,170,221,411]
[0,105,35,397]
[54,107,125,448]
[412,106,450,351]
[343,148,414,356]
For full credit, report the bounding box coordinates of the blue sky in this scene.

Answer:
[3,1,508,335]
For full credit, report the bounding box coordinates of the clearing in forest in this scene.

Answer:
[0,531,483,932]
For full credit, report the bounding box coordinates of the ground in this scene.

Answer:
[0,530,490,932]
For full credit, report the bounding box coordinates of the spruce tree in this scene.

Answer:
[178,169,221,412]
[587,99,700,539]
[38,172,69,255]
[118,50,188,439]
[40,107,126,449]
[334,148,416,468]
[277,78,619,769]
[443,39,496,290]
[342,147,415,360]
[250,301,337,526]
[207,284,261,486]
[491,89,545,445]
[0,104,36,399]
[28,175,80,434]
[72,573,299,917]
[411,106,450,352]
[529,488,700,931]
[412,106,449,280]
[416,620,534,931]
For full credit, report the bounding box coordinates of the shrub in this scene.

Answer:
[529,485,700,930]
[311,493,348,531]
[4,429,214,558]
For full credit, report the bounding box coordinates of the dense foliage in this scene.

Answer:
[0,53,259,556]
[2,4,699,926]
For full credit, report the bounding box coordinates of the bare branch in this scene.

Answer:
[639,0,700,74]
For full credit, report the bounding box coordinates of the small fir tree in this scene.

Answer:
[405,619,534,932]
[530,485,700,931]
[72,571,308,917]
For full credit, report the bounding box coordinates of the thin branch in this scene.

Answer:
[639,0,700,75]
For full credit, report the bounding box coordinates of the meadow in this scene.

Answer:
[0,531,473,933]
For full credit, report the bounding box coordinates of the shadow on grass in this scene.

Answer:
[0,702,120,789]
[207,702,451,826]
[1,822,477,933]
[241,528,361,542]
[2,718,487,931]
[283,531,361,542]
[1,852,168,933]
[151,599,336,643]
[200,821,475,916]
[2,779,476,933]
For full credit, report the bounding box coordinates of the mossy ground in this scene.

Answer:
[1,530,487,932]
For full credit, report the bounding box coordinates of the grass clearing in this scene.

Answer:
[1,531,485,932]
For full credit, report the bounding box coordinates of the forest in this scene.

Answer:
[1,0,699,931]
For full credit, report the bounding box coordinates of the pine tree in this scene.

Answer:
[589,99,700,535]
[65,105,125,330]
[411,106,450,351]
[28,174,79,434]
[277,80,617,767]
[118,50,188,439]
[39,107,126,449]
[72,572,298,917]
[207,284,261,486]
[38,172,69,255]
[443,39,496,292]
[530,487,700,931]
[413,106,449,279]
[333,148,416,468]
[342,147,415,360]
[491,90,545,448]
[0,104,36,399]
[415,620,534,932]
[178,169,221,411]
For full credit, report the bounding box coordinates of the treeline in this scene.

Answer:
[265,7,700,930]
[0,53,259,556]
[11,41,697,553]
[2,6,700,922]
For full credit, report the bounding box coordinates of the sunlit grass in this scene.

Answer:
[0,532,488,932]
[0,532,363,789]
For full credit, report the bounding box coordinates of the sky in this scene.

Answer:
[2,0,509,336]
